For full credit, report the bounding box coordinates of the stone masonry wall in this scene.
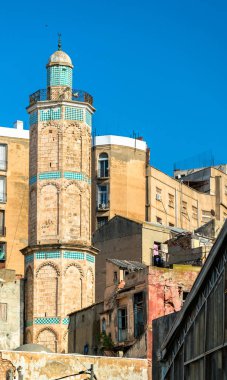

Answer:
[1,351,148,380]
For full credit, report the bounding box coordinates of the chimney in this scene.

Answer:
[13,120,24,131]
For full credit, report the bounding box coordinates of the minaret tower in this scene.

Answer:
[22,39,98,353]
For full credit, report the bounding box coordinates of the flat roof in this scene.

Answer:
[0,123,29,139]
[93,135,147,151]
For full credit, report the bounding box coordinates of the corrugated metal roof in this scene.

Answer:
[107,259,147,271]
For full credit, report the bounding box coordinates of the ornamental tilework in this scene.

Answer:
[85,109,92,127]
[63,252,84,260]
[47,66,72,87]
[29,171,90,184]
[29,111,38,126]
[65,106,83,121]
[86,254,95,263]
[40,107,61,121]
[34,317,60,325]
[39,171,61,180]
[62,318,69,325]
[36,251,61,260]
[64,172,91,184]
[25,254,34,263]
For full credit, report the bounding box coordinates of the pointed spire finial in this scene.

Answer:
[58,33,62,51]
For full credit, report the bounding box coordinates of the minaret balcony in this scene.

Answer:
[29,89,93,106]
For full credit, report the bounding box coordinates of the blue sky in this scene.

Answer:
[0,0,226,174]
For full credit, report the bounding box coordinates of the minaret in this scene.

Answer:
[22,40,98,353]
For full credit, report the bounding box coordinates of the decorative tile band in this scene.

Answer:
[30,111,38,126]
[26,318,69,326]
[40,107,61,121]
[85,109,92,127]
[36,252,61,260]
[34,317,61,325]
[39,171,61,180]
[29,171,91,184]
[86,253,95,263]
[25,251,94,263]
[25,254,34,263]
[47,66,72,87]
[63,252,85,260]
[64,172,91,184]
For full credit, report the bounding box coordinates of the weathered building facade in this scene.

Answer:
[0,121,29,276]
[0,350,149,380]
[22,44,98,353]
[101,260,199,362]
[154,220,227,380]
[0,269,24,350]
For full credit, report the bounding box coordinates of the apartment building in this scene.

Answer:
[92,135,147,232]
[92,135,227,232]
[0,121,29,276]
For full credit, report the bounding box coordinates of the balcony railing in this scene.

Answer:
[97,202,109,211]
[97,169,109,178]
[29,89,93,106]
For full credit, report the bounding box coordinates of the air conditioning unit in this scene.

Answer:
[156,193,162,201]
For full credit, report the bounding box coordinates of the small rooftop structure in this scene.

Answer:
[93,135,147,151]
[107,259,147,271]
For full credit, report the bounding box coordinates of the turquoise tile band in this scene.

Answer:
[29,171,91,184]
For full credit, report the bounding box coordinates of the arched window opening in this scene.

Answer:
[102,318,106,333]
[98,153,108,178]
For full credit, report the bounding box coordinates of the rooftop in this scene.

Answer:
[93,135,147,151]
[107,258,147,271]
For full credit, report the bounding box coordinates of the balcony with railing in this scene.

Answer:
[97,201,110,211]
[97,167,109,179]
[29,89,93,106]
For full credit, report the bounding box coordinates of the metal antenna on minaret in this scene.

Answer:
[58,33,62,50]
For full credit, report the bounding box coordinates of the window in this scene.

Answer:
[113,271,118,284]
[97,216,108,229]
[98,153,109,178]
[0,176,6,203]
[0,145,7,171]
[0,210,5,236]
[97,185,109,209]
[156,216,162,224]
[0,303,7,321]
[134,292,146,338]
[168,194,174,208]
[118,308,127,341]
[101,317,106,333]
[182,201,187,215]
[192,206,198,220]
[156,187,162,201]
[0,242,6,261]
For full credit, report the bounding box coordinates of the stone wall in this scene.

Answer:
[0,351,149,380]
